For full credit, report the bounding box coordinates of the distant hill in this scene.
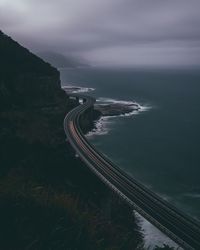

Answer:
[0,31,65,109]
[37,51,88,68]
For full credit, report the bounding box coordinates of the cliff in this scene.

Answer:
[0,30,65,109]
[0,31,144,250]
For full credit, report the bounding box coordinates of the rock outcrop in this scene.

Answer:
[95,102,140,116]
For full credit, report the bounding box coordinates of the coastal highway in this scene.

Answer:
[64,94,200,250]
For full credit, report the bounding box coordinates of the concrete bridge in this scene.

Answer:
[65,94,200,250]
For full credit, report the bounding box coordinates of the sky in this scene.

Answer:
[0,0,200,68]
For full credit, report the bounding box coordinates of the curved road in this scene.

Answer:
[64,94,200,250]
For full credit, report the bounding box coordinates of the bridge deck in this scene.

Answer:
[64,94,200,250]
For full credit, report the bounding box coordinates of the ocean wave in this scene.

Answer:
[87,97,151,137]
[62,85,95,94]
[97,97,138,106]
[135,212,179,249]
[97,97,151,114]
[86,116,113,137]
[63,86,151,137]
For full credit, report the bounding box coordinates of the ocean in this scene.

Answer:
[61,67,200,248]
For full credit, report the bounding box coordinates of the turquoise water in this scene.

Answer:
[61,68,200,221]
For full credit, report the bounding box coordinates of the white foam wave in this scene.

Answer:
[97,97,151,115]
[97,97,138,106]
[73,87,95,93]
[88,97,151,137]
[86,116,113,137]
[62,85,95,94]
[135,212,180,249]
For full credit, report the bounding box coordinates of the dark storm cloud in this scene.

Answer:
[1,0,200,67]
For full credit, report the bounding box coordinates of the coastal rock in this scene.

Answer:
[95,102,140,116]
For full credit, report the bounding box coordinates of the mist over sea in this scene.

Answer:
[61,67,200,246]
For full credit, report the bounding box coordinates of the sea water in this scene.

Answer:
[61,67,200,248]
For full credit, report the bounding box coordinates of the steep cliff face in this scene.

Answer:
[0,30,65,109]
[0,31,144,250]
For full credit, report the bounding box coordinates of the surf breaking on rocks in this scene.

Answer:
[62,84,151,137]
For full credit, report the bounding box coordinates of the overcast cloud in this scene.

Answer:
[0,0,200,68]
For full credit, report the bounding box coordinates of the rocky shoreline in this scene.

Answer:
[95,102,140,116]
[62,85,141,117]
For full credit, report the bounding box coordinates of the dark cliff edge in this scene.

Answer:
[0,30,66,110]
[0,31,172,250]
